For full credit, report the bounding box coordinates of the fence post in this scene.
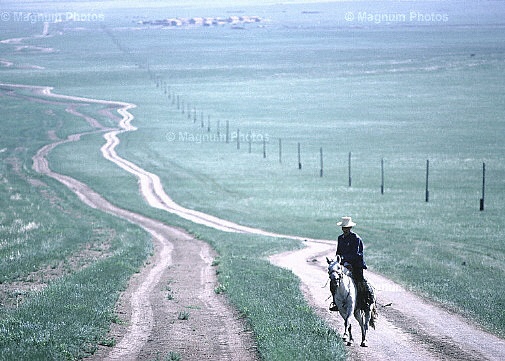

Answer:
[279,138,282,164]
[425,159,430,202]
[248,131,252,154]
[480,162,486,211]
[381,158,384,194]
[263,138,266,158]
[320,147,324,177]
[348,152,352,187]
[298,142,302,170]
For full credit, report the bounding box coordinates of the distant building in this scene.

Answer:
[190,17,204,25]
[138,15,263,28]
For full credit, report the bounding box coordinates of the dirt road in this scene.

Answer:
[270,243,505,361]
[5,82,504,360]
[2,83,258,361]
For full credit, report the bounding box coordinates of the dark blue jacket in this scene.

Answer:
[336,231,367,269]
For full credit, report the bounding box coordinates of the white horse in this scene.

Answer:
[327,256,377,347]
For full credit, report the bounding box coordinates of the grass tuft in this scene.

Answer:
[177,311,190,320]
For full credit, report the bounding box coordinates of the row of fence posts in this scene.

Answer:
[105,33,491,213]
[152,73,488,211]
[423,160,486,210]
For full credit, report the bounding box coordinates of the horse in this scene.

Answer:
[327,255,377,347]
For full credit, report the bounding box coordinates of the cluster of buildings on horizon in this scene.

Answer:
[138,15,263,27]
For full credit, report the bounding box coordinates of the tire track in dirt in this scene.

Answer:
[90,84,505,360]
[7,82,504,360]
[2,83,258,360]
[270,243,505,361]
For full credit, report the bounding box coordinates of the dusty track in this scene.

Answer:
[2,83,258,360]
[4,82,504,360]
[270,243,505,361]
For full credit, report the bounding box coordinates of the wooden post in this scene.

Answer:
[480,162,486,211]
[297,142,302,170]
[237,129,240,150]
[263,138,266,158]
[177,95,180,110]
[181,101,184,114]
[226,121,229,143]
[320,147,324,177]
[381,158,385,195]
[217,120,220,138]
[278,138,282,164]
[425,159,430,202]
[207,115,211,132]
[248,131,252,154]
[348,152,352,187]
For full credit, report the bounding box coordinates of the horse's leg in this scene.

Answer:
[347,323,353,346]
[356,309,369,347]
[342,317,349,342]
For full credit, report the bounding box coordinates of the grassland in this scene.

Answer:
[0,90,347,360]
[0,93,153,359]
[1,5,504,359]
[96,23,505,338]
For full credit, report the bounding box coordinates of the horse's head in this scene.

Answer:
[327,255,344,283]
[327,255,343,270]
[327,255,354,282]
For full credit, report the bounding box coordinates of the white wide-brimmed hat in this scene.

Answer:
[337,216,356,227]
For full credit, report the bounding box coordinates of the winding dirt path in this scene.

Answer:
[2,83,258,360]
[4,82,504,360]
[270,243,505,361]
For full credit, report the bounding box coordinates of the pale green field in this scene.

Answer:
[0,92,153,359]
[78,19,505,337]
[1,2,504,358]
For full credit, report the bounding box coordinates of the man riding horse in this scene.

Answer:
[329,216,375,312]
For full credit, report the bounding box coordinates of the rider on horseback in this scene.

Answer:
[329,217,375,312]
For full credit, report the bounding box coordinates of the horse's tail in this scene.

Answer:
[369,302,378,329]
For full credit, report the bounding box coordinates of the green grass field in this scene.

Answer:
[1,4,504,359]
[0,92,153,359]
[0,90,347,360]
